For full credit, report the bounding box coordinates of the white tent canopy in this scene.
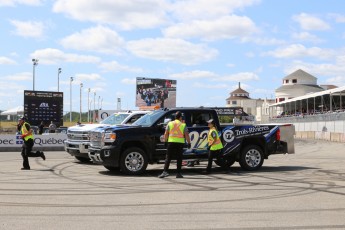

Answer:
[1,106,24,116]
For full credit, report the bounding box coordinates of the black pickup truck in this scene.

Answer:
[88,108,295,175]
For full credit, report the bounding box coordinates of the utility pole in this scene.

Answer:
[57,68,62,92]
[80,83,83,122]
[32,59,39,91]
[87,88,90,123]
[70,77,74,122]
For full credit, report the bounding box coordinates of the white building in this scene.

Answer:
[225,83,274,122]
[275,69,324,103]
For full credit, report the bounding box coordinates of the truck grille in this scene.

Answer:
[67,131,90,142]
[90,131,104,148]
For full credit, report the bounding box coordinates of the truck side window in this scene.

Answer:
[156,112,185,125]
[126,114,143,124]
[191,112,214,127]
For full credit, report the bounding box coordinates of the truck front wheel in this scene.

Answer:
[239,145,264,171]
[75,156,90,163]
[120,147,148,175]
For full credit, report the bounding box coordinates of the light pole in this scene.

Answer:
[98,96,100,110]
[89,99,92,123]
[32,59,39,91]
[93,92,96,123]
[70,77,74,122]
[80,83,83,122]
[57,68,62,92]
[100,98,103,110]
[87,88,90,123]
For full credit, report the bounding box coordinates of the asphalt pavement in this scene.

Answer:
[0,139,345,230]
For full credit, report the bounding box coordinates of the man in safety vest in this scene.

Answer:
[206,119,223,174]
[19,117,46,170]
[158,111,191,178]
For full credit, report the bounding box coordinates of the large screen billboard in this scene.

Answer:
[24,90,63,127]
[136,77,176,109]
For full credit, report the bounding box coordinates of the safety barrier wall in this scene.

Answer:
[269,117,345,143]
[0,134,67,152]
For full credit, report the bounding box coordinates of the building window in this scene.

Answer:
[279,98,285,102]
[292,79,297,83]
[232,101,237,105]
[285,80,289,84]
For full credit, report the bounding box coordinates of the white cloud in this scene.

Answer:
[163,15,258,41]
[0,56,16,64]
[121,78,136,85]
[75,73,103,82]
[329,13,345,23]
[10,20,45,38]
[99,61,143,73]
[0,0,42,7]
[264,44,334,60]
[216,72,259,82]
[193,82,228,89]
[325,76,345,86]
[30,48,101,64]
[293,13,330,31]
[241,37,286,46]
[53,0,169,30]
[3,72,31,81]
[291,32,323,43]
[171,0,260,21]
[127,38,218,65]
[284,56,345,84]
[60,26,125,54]
[169,70,217,79]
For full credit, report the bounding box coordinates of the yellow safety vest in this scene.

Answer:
[208,127,223,150]
[21,122,34,141]
[167,120,186,143]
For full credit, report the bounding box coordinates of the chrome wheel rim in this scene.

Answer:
[125,152,144,172]
[244,149,261,168]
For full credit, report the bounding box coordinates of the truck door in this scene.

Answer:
[185,111,216,156]
[152,111,178,159]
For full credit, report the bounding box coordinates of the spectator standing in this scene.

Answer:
[38,121,44,134]
[48,121,56,133]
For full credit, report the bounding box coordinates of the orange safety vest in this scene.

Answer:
[167,120,186,143]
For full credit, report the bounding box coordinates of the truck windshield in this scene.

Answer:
[100,113,130,125]
[133,110,165,127]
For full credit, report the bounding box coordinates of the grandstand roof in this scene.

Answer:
[276,84,324,92]
[282,69,317,80]
[270,85,345,106]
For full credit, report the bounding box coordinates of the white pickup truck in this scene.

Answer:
[64,110,149,162]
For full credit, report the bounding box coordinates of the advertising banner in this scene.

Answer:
[136,77,176,109]
[0,134,67,148]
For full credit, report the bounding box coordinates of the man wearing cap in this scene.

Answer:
[19,117,46,170]
[206,119,223,174]
[158,111,191,178]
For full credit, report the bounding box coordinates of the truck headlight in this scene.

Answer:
[104,132,116,143]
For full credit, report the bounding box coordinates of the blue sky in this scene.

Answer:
[1,0,345,113]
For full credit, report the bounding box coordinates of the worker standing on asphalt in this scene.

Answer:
[206,119,223,174]
[158,111,191,178]
[19,117,46,170]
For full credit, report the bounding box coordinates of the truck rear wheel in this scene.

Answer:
[120,147,148,175]
[239,145,264,171]
[214,156,236,168]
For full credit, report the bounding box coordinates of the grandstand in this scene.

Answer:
[269,85,345,123]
